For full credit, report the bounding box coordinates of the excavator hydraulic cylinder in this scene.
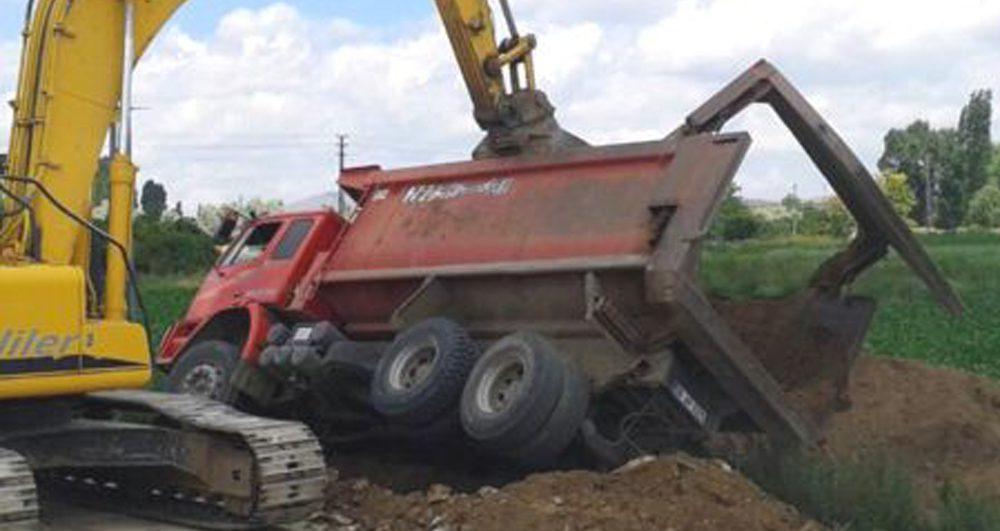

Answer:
[103,154,136,322]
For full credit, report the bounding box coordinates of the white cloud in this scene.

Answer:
[1,0,999,207]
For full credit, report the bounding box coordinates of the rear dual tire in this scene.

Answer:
[460,332,590,466]
[370,318,479,427]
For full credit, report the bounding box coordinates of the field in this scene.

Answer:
[701,232,1000,378]
[143,232,1000,378]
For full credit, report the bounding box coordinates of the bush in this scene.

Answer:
[799,198,855,238]
[967,184,1000,228]
[133,216,217,276]
[739,450,1000,531]
[712,186,762,241]
[740,451,923,531]
[879,172,918,221]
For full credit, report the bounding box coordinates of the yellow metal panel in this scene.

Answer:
[4,0,187,264]
[435,0,505,124]
[0,265,149,399]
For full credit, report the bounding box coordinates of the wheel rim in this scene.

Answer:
[476,349,527,415]
[181,363,225,399]
[387,338,439,392]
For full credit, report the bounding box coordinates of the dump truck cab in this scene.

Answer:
[157,209,346,368]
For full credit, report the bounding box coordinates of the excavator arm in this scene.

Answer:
[434,0,587,158]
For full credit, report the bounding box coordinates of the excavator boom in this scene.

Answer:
[4,0,186,265]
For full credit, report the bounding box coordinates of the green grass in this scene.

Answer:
[138,275,202,347]
[701,232,1000,378]
[740,451,1000,531]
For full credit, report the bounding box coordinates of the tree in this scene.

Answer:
[958,90,993,199]
[879,121,936,226]
[968,184,1000,228]
[712,185,761,241]
[878,172,917,222]
[133,216,217,276]
[933,129,966,229]
[140,179,168,221]
[989,146,1000,186]
[799,198,854,238]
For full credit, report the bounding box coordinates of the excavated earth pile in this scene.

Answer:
[826,356,1000,504]
[318,455,820,531]
[299,356,1000,531]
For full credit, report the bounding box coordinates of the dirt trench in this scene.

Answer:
[298,355,1000,531]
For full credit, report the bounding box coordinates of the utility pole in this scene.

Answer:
[335,134,350,217]
[336,134,349,174]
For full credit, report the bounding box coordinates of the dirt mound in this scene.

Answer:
[305,356,1000,530]
[826,356,1000,503]
[320,455,818,531]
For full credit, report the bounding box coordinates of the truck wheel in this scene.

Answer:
[460,333,565,452]
[508,357,590,468]
[168,340,240,402]
[370,318,478,426]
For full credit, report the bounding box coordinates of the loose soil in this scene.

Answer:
[825,356,1000,504]
[305,355,1000,530]
[319,455,819,531]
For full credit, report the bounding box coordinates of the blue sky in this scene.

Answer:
[170,0,433,32]
[1,0,999,207]
[0,1,434,37]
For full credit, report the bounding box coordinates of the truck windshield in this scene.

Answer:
[221,222,281,267]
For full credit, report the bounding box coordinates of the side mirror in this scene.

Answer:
[214,212,239,245]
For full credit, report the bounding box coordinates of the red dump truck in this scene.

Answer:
[159,62,960,467]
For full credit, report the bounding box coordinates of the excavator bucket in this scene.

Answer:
[646,59,963,443]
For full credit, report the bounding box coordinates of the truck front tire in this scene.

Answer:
[168,340,240,402]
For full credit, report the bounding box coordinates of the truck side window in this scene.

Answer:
[272,220,314,260]
[225,222,281,267]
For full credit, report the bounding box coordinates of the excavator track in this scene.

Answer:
[84,390,327,528]
[8,391,327,530]
[0,448,39,527]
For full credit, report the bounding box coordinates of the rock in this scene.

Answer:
[428,484,453,504]
[612,455,657,475]
[330,512,355,526]
[715,459,734,473]
[477,486,499,497]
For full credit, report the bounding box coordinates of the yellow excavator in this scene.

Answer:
[0,0,577,527]
[0,2,329,526]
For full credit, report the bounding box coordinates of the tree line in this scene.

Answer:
[86,159,282,277]
[880,90,998,229]
[716,89,998,241]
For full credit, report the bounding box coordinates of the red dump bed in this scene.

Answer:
[327,141,674,277]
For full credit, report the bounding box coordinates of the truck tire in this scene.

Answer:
[168,340,240,402]
[370,318,478,426]
[507,357,590,467]
[460,333,565,452]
